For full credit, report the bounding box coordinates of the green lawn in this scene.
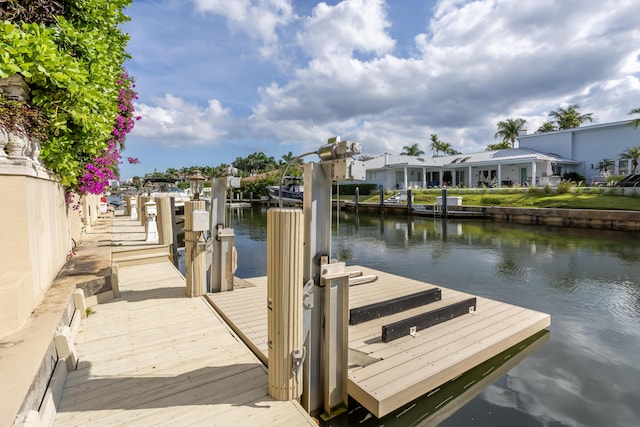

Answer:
[340,189,640,211]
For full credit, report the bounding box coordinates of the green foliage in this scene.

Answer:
[563,172,585,183]
[240,176,279,197]
[333,183,379,195]
[0,0,132,187]
[480,196,502,205]
[556,180,573,194]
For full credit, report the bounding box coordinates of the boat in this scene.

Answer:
[142,178,191,213]
[267,176,304,205]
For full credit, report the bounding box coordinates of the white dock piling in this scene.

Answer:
[267,207,304,400]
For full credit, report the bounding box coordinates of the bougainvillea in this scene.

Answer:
[75,71,141,196]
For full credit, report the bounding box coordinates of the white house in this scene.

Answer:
[517,120,639,183]
[363,150,579,189]
[362,119,639,189]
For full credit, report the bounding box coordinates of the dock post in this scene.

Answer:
[156,197,173,246]
[144,199,158,242]
[442,187,448,218]
[354,187,359,213]
[184,199,207,297]
[267,208,304,400]
[210,170,239,293]
[379,185,384,213]
[407,189,412,215]
[129,196,138,221]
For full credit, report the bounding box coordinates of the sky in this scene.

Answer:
[119,0,640,180]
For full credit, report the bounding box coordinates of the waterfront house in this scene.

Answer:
[363,119,638,189]
[517,120,638,184]
[363,150,579,189]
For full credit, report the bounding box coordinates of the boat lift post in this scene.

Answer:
[301,137,366,416]
[209,166,240,293]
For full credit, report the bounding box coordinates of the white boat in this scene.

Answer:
[142,178,191,212]
[267,176,304,205]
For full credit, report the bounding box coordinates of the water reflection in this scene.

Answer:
[229,207,640,426]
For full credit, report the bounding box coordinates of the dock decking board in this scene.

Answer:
[208,265,550,418]
[55,260,315,426]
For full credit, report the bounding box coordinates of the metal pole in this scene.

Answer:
[302,162,331,414]
[442,187,448,218]
[354,187,359,213]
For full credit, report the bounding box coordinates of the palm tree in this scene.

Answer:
[536,122,556,133]
[630,108,640,129]
[429,134,444,157]
[401,143,425,156]
[495,118,527,148]
[549,104,593,129]
[440,142,461,155]
[597,158,614,173]
[485,141,511,151]
[620,146,640,174]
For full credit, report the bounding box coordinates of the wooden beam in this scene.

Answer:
[381,297,476,342]
[349,288,441,325]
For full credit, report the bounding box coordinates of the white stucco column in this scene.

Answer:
[422,167,426,188]
[468,166,472,187]
[531,161,537,186]
[439,169,443,186]
[404,166,408,189]
[497,164,502,187]
[452,169,457,186]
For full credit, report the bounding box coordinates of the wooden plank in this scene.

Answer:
[381,297,477,342]
[349,288,441,325]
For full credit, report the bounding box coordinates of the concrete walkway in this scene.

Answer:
[54,215,315,426]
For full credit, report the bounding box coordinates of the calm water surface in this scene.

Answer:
[227,207,640,427]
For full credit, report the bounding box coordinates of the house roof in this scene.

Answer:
[364,149,578,170]
[517,119,634,141]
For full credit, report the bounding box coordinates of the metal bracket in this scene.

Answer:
[409,326,418,337]
[303,280,314,309]
[469,307,476,315]
[292,347,306,384]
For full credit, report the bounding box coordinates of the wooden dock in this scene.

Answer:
[208,266,550,418]
[54,239,315,425]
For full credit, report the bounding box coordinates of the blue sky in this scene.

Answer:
[119,0,640,180]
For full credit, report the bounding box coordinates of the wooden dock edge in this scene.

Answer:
[348,314,551,418]
[205,293,268,366]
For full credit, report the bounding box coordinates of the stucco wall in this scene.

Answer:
[0,175,97,337]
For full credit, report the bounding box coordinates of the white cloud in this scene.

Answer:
[248,0,640,157]
[132,94,231,147]
[297,0,395,58]
[192,0,295,56]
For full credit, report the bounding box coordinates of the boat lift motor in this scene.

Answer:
[209,166,240,293]
[301,137,366,416]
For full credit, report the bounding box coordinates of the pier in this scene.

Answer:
[209,266,550,418]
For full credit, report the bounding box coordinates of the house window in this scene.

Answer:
[619,159,630,175]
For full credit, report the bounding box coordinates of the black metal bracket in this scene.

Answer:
[381,297,477,342]
[349,288,442,325]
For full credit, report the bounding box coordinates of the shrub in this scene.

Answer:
[563,172,585,183]
[556,180,574,194]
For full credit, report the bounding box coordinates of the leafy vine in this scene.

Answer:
[0,0,138,193]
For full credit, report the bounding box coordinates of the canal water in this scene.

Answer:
[223,206,640,426]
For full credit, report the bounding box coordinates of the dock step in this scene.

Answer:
[112,245,170,267]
